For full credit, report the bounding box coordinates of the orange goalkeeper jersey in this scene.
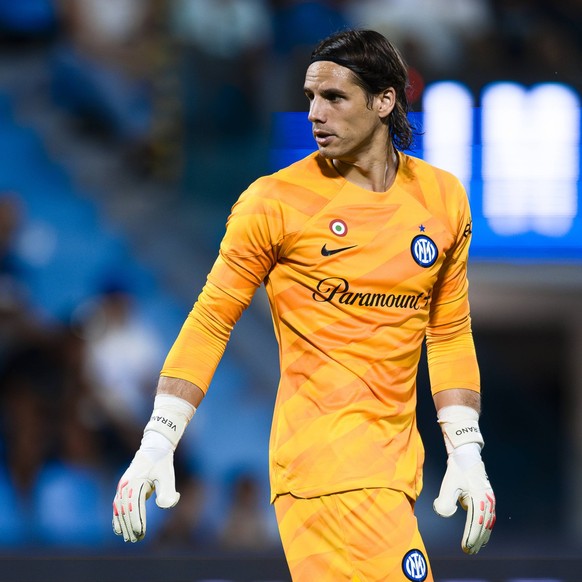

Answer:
[161,151,480,502]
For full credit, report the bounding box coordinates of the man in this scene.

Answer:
[113,29,495,581]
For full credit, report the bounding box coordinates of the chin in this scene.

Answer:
[316,145,340,159]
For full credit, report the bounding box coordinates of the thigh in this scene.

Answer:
[274,489,433,582]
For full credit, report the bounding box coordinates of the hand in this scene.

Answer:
[112,449,180,543]
[112,393,195,542]
[433,447,496,554]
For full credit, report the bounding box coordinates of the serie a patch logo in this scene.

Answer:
[411,235,438,268]
[402,549,428,581]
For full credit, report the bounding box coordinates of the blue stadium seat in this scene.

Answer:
[31,462,112,546]
[0,466,28,545]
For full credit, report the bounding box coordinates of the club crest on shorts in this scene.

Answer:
[402,549,428,582]
[411,235,438,268]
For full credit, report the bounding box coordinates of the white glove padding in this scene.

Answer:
[112,446,179,542]
[112,394,195,543]
[433,405,496,555]
[433,444,496,554]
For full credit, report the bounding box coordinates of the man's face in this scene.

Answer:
[303,61,392,162]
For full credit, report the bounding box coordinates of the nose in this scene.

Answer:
[308,97,325,123]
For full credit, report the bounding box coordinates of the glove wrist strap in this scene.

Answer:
[438,404,484,455]
[143,394,196,449]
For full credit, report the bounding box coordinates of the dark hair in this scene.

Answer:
[311,29,414,151]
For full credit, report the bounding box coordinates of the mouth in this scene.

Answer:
[313,129,335,147]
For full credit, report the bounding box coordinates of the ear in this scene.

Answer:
[376,87,396,119]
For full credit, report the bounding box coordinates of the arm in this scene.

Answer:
[157,375,205,408]
[112,376,205,543]
[432,387,495,555]
[433,387,480,412]
[427,182,495,554]
[113,181,281,543]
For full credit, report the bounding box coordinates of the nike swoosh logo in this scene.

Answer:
[321,243,357,256]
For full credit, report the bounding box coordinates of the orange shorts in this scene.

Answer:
[274,488,433,582]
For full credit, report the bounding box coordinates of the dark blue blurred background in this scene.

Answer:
[0,1,580,581]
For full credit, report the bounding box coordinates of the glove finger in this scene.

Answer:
[156,489,180,509]
[434,460,467,518]
[461,494,481,554]
[461,492,495,554]
[433,494,458,518]
[479,491,496,550]
[127,479,152,542]
[119,478,146,543]
[433,472,461,518]
[479,527,492,551]
[118,504,135,543]
[114,479,136,543]
[112,499,123,536]
[153,454,180,509]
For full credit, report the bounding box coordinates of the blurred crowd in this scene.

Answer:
[0,0,580,552]
[0,189,276,550]
[1,0,581,182]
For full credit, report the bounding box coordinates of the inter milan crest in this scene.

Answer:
[402,549,428,581]
[411,234,438,268]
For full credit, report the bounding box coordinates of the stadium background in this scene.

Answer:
[0,1,581,581]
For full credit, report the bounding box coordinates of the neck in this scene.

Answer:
[332,147,399,192]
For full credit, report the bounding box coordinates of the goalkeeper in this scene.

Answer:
[113,28,495,581]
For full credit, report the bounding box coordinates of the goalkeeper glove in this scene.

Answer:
[112,394,195,543]
[433,405,496,554]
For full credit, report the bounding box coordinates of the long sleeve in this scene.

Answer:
[426,181,480,395]
[160,180,282,391]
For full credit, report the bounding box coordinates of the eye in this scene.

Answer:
[323,91,345,103]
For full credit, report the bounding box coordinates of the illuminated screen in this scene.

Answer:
[270,82,582,262]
